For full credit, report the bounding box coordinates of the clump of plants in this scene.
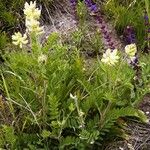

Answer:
[103,0,146,48]
[0,1,150,149]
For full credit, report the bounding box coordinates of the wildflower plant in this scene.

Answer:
[12,1,44,50]
[0,1,149,149]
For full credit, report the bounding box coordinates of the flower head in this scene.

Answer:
[12,32,28,48]
[70,0,77,6]
[125,43,137,57]
[123,26,136,44]
[26,19,44,35]
[101,49,120,66]
[38,54,47,63]
[24,1,41,20]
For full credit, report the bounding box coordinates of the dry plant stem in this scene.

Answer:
[44,3,57,32]
[136,134,150,150]
[42,80,47,127]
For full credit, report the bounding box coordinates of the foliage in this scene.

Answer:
[0,0,150,149]
[145,0,150,20]
[70,1,103,55]
[104,0,145,48]
[0,31,149,149]
[140,54,150,96]
[0,32,8,53]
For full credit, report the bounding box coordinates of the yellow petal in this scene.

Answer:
[12,41,19,45]
[22,40,28,44]
[19,43,23,48]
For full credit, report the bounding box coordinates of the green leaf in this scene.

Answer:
[41,130,51,139]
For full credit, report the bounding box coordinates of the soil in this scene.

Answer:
[139,94,150,120]
[105,95,150,150]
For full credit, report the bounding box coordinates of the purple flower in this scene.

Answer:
[144,10,149,22]
[99,21,115,50]
[70,0,77,4]
[90,4,97,12]
[144,9,149,26]
[84,0,98,13]
[84,0,115,50]
[130,55,138,66]
[144,15,149,21]
[130,55,141,86]
[123,26,136,44]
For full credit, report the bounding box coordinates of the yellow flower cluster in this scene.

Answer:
[125,43,137,58]
[38,54,47,63]
[24,1,41,20]
[24,1,44,35]
[12,1,44,48]
[26,19,44,35]
[12,32,28,48]
[101,49,120,66]
[101,43,137,66]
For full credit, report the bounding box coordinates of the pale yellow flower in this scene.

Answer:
[125,43,137,57]
[24,1,41,20]
[26,19,44,35]
[12,32,28,48]
[101,49,120,66]
[70,93,77,100]
[38,54,47,63]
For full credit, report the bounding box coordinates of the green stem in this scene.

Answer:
[1,73,15,119]
[31,33,41,55]
[42,80,47,127]
[74,96,85,128]
[100,101,112,128]
[145,0,150,48]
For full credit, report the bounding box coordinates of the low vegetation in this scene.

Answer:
[0,0,150,149]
